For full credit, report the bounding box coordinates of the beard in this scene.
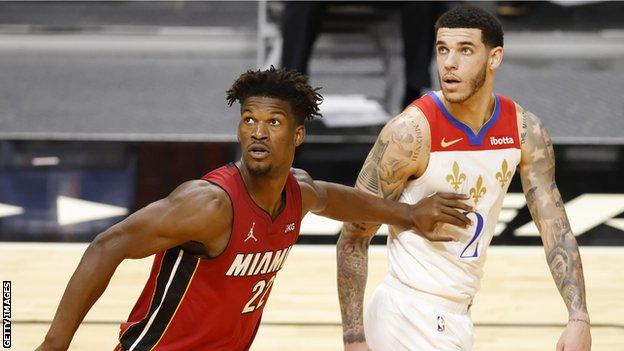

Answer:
[245,159,272,176]
[440,63,487,104]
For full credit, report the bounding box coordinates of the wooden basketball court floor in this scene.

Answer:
[2,243,622,350]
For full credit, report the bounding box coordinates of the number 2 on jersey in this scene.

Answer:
[460,211,484,259]
[242,276,276,314]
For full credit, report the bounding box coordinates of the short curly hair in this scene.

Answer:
[435,6,504,48]
[226,67,323,125]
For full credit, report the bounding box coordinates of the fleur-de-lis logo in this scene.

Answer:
[495,159,512,188]
[470,175,487,204]
[445,161,466,191]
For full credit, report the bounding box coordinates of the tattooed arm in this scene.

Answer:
[337,107,470,350]
[337,108,426,349]
[518,107,591,351]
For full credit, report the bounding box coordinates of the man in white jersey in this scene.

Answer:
[337,6,591,351]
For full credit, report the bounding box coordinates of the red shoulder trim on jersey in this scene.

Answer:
[495,94,521,149]
[286,171,302,221]
[415,91,520,152]
[410,93,438,127]
[203,163,301,225]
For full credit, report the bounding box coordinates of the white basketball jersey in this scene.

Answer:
[387,91,521,306]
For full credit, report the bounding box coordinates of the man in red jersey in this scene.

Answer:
[36,67,472,351]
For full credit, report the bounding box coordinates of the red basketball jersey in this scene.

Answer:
[116,164,302,351]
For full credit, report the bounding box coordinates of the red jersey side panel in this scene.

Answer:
[117,164,302,351]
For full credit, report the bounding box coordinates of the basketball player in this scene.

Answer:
[337,6,591,351]
[36,68,471,351]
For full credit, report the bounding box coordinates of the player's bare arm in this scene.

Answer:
[294,167,469,231]
[37,181,232,351]
[336,107,472,348]
[518,106,591,351]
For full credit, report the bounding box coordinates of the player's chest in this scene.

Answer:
[234,214,300,248]
[425,149,520,204]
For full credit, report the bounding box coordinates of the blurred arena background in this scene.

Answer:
[0,1,622,350]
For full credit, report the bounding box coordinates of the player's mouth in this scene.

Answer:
[442,75,462,90]
[248,143,270,160]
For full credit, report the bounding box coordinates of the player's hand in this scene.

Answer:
[556,316,591,351]
[344,342,372,351]
[409,192,473,241]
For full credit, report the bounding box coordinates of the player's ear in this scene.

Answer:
[489,46,503,70]
[294,125,305,147]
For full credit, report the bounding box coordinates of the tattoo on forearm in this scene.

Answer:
[345,222,375,233]
[520,110,588,316]
[569,317,591,326]
[337,232,370,343]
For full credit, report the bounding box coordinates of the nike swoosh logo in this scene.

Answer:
[441,137,463,148]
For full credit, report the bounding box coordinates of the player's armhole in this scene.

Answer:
[291,168,325,216]
[181,181,234,258]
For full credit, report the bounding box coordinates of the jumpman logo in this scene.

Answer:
[244,222,258,242]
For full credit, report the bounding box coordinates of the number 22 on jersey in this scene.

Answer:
[242,276,276,314]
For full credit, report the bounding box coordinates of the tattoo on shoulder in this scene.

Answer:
[410,120,424,162]
[356,139,389,196]
[371,139,390,163]
[356,112,426,199]
[521,110,529,145]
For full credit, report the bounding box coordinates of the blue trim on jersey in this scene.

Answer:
[427,92,501,146]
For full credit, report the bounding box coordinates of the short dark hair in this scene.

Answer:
[435,6,504,48]
[226,67,323,125]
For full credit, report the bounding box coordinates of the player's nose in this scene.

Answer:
[251,122,269,140]
[444,52,459,70]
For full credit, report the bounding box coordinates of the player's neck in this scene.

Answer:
[443,86,495,133]
[237,161,289,219]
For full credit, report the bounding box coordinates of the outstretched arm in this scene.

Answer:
[37,181,231,351]
[295,109,471,235]
[518,107,591,351]
[297,171,469,233]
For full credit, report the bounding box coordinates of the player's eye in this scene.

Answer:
[243,117,254,124]
[462,47,473,55]
[269,119,281,126]
[437,47,449,54]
